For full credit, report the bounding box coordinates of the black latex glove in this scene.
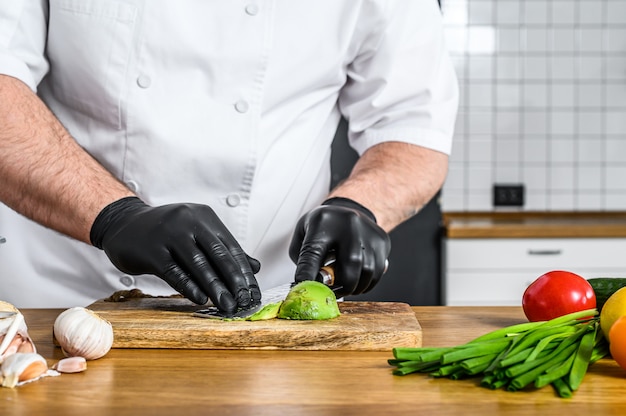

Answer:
[289,197,391,298]
[90,197,261,314]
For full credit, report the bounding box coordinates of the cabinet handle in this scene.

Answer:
[527,249,562,256]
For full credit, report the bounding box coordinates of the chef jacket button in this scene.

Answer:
[234,100,249,113]
[125,180,139,192]
[120,275,135,287]
[137,75,152,88]
[245,4,259,16]
[226,194,241,207]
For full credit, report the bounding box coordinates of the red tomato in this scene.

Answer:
[522,270,596,322]
[609,316,626,371]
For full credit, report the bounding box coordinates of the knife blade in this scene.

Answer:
[193,257,337,320]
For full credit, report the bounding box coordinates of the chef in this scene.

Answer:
[0,1,457,312]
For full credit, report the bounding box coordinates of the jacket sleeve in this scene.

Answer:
[0,0,49,91]
[338,0,458,156]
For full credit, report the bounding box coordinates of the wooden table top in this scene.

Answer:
[444,211,626,238]
[3,306,626,415]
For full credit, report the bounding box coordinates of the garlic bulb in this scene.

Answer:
[0,301,18,313]
[53,307,113,360]
[0,352,48,388]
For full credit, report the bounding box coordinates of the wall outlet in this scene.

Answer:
[493,184,524,207]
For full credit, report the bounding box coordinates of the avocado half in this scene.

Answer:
[277,280,340,320]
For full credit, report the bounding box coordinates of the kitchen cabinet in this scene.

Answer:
[444,237,626,306]
[442,212,626,306]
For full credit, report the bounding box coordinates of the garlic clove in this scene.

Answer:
[52,356,87,373]
[0,352,48,388]
[1,311,36,361]
[0,300,37,362]
[53,307,114,360]
[17,336,35,353]
[0,334,24,358]
[0,312,21,359]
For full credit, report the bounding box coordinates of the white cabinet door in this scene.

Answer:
[443,238,626,306]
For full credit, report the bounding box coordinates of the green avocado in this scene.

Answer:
[244,301,283,321]
[277,281,340,320]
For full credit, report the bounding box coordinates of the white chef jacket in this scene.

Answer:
[0,0,458,308]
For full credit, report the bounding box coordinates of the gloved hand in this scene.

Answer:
[289,197,391,298]
[90,197,261,314]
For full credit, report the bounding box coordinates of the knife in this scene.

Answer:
[193,256,338,320]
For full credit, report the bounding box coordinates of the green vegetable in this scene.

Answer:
[215,281,339,322]
[551,377,573,398]
[389,309,609,399]
[245,301,283,321]
[587,277,626,312]
[277,281,340,320]
[567,325,598,390]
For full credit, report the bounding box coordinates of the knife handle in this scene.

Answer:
[318,264,335,286]
[317,257,388,287]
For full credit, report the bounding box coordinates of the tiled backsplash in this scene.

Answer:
[440,0,626,212]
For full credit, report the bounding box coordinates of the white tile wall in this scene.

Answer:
[441,0,626,212]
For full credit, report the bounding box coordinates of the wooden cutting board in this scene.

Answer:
[86,297,422,351]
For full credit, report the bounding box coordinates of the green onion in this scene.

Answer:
[508,344,578,391]
[389,309,608,399]
[441,339,512,365]
[568,323,597,391]
[552,377,573,398]
[534,351,576,388]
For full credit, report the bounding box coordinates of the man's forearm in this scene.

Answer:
[328,141,448,232]
[0,75,134,244]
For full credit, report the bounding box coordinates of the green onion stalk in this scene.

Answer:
[389,309,609,398]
